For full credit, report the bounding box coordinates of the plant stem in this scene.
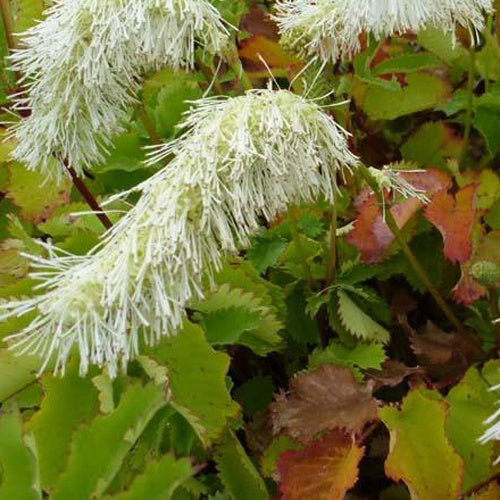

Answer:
[288,208,314,288]
[139,104,160,145]
[225,38,253,92]
[325,202,337,286]
[459,47,476,170]
[228,58,253,91]
[0,0,15,53]
[195,54,224,95]
[0,0,21,83]
[359,165,464,333]
[496,0,500,46]
[64,163,113,230]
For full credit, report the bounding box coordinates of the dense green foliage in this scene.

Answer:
[0,1,499,499]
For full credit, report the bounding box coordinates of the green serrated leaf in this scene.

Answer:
[26,362,99,491]
[0,349,40,403]
[337,291,390,343]
[360,73,449,121]
[380,388,464,500]
[0,407,41,500]
[234,376,275,418]
[446,364,499,492]
[247,233,288,273]
[12,0,45,33]
[372,53,443,76]
[284,281,321,344]
[143,69,203,140]
[261,436,300,478]
[401,121,459,168]
[51,383,165,500]
[104,455,192,500]
[6,162,71,224]
[309,341,387,373]
[215,431,269,500]
[486,199,500,229]
[215,261,286,318]
[417,28,468,65]
[144,322,240,447]
[195,284,282,355]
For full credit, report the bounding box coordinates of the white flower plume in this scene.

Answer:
[369,165,430,203]
[1,89,358,376]
[274,0,494,62]
[9,0,229,180]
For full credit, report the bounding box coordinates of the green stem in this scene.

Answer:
[139,103,160,145]
[359,165,464,333]
[496,0,500,46]
[485,16,493,93]
[483,28,500,60]
[459,48,476,170]
[225,38,253,92]
[288,208,314,288]
[228,58,253,92]
[195,54,224,95]
[0,0,15,52]
[325,202,337,286]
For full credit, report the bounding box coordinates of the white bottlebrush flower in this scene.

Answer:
[274,0,494,62]
[9,0,229,180]
[368,165,430,203]
[1,89,358,376]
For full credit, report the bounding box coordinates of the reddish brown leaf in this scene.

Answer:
[239,35,301,72]
[425,184,477,264]
[366,360,424,389]
[409,321,484,380]
[347,169,451,263]
[278,430,364,500]
[240,4,279,40]
[452,263,488,305]
[269,365,378,441]
[346,196,393,263]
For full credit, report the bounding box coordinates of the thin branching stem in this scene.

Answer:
[325,201,337,286]
[459,46,476,170]
[288,208,314,288]
[358,164,464,333]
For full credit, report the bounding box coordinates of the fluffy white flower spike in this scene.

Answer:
[9,0,229,180]
[1,89,358,376]
[274,0,494,62]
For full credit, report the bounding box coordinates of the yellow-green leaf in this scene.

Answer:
[380,388,464,500]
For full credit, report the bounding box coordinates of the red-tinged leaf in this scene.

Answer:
[425,184,477,264]
[346,196,393,263]
[240,4,279,40]
[269,365,378,441]
[347,169,450,263]
[239,36,301,70]
[380,389,465,500]
[277,430,364,500]
[452,263,488,305]
[348,169,450,262]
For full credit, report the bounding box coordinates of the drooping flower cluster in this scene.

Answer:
[9,0,229,180]
[1,89,358,376]
[274,0,494,62]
